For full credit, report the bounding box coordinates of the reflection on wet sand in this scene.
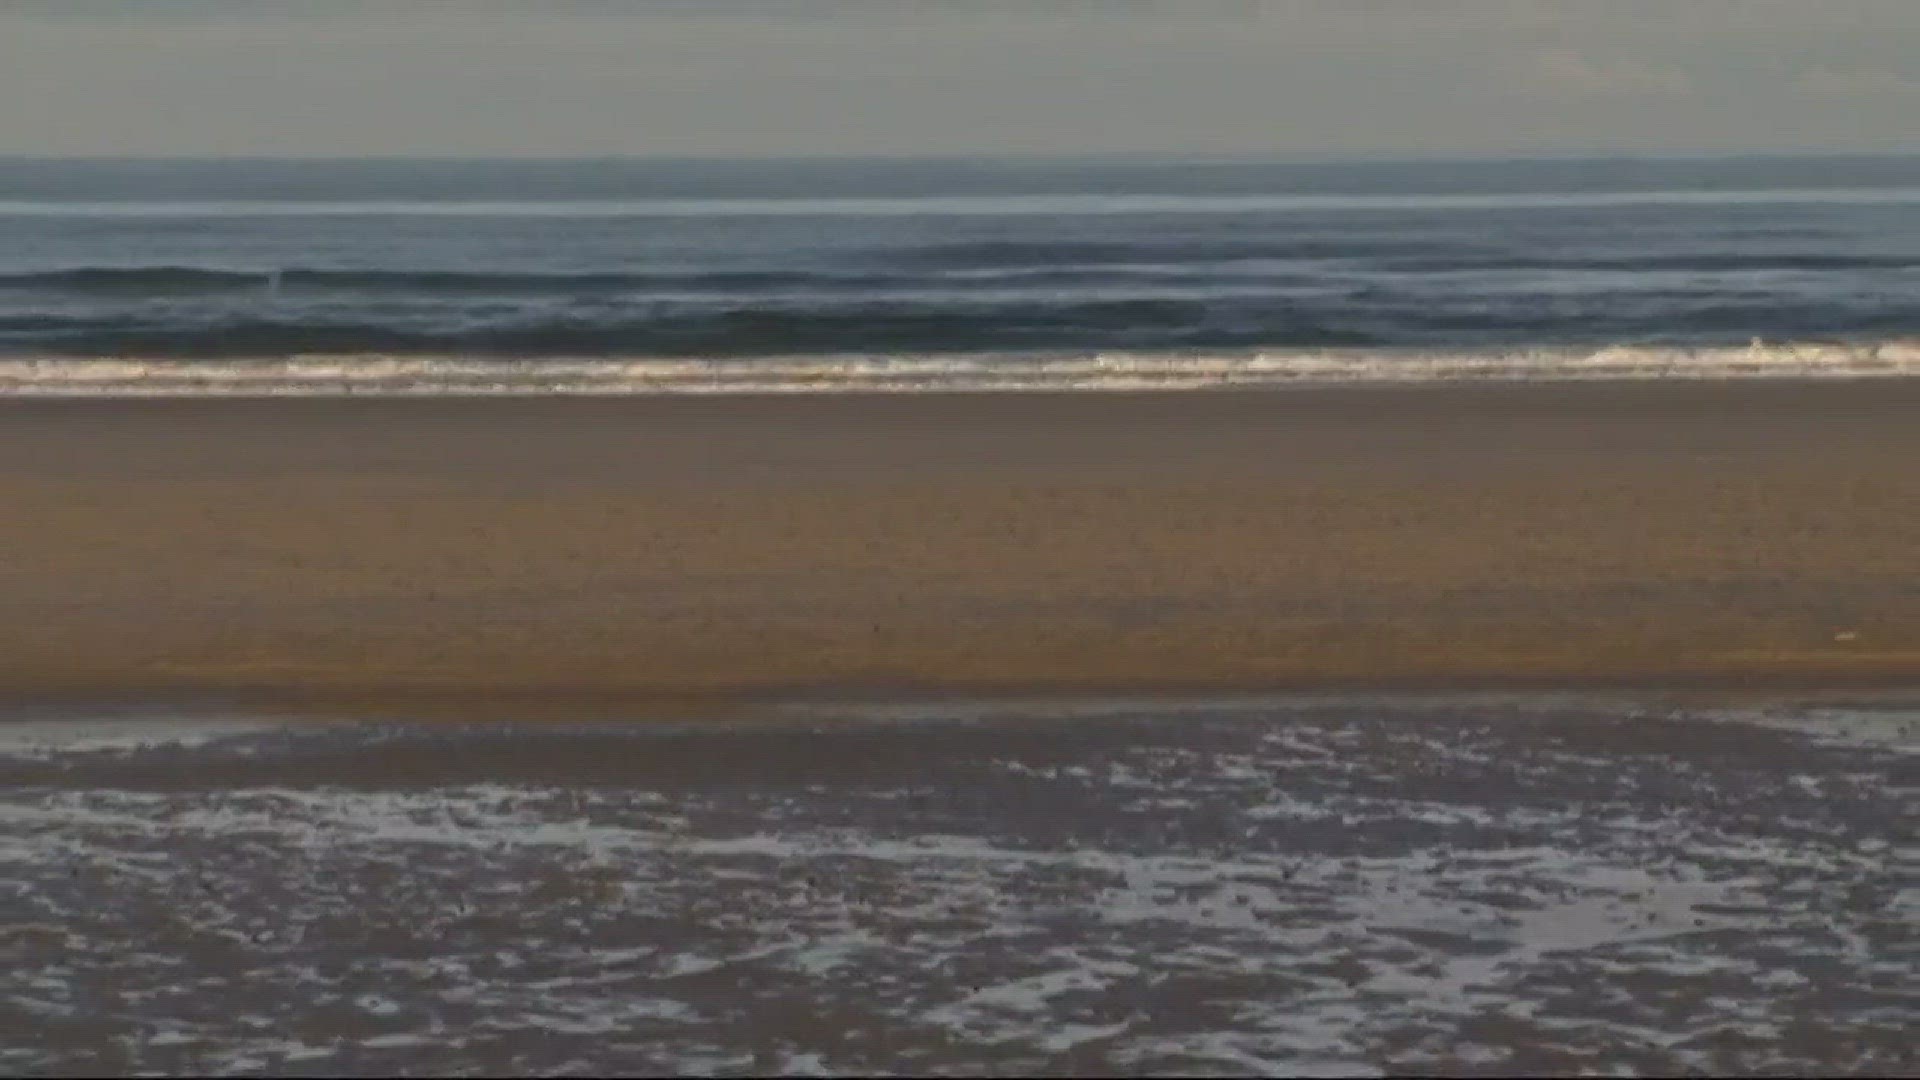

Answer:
[3,699,1913,1075]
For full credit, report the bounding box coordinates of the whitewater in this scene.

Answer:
[1,341,1918,396]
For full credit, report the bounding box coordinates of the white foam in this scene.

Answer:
[1699,707,1920,754]
[0,717,286,759]
[2,339,1918,397]
[4,713,1904,1077]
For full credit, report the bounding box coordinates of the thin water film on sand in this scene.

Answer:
[3,700,1913,1075]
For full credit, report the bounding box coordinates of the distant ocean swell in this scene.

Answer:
[4,252,1917,295]
[3,341,1917,396]
[0,306,1382,358]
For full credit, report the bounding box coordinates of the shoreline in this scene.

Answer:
[3,336,1917,397]
[8,677,1920,727]
[5,369,1920,410]
[3,378,1917,722]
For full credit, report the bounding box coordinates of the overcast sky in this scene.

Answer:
[2,0,1916,159]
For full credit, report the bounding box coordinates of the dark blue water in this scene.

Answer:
[1,157,1917,391]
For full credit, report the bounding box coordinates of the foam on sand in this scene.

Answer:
[0,717,288,761]
[2,701,1912,1074]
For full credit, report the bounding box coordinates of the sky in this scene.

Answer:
[1,0,1916,160]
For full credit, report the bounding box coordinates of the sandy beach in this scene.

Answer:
[1,379,1917,719]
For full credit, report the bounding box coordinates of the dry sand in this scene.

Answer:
[1,380,1917,719]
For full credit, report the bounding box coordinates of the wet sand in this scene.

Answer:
[3,698,1914,1074]
[2,379,1918,719]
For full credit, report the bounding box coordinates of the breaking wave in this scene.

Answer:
[3,339,1916,396]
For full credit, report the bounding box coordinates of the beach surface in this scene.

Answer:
[4,698,1914,1075]
[5,381,1918,1075]
[2,379,1917,719]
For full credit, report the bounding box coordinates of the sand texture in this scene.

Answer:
[1,380,1917,717]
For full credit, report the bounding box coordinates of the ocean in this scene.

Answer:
[3,155,1919,394]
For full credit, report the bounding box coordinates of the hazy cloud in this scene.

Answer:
[1,0,1914,158]
[1530,52,1692,98]
[1795,65,1920,99]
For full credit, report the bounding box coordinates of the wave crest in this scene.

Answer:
[1,340,1916,396]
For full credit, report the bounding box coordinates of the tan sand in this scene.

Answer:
[1,380,1916,719]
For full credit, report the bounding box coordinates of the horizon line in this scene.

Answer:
[3,150,1918,168]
